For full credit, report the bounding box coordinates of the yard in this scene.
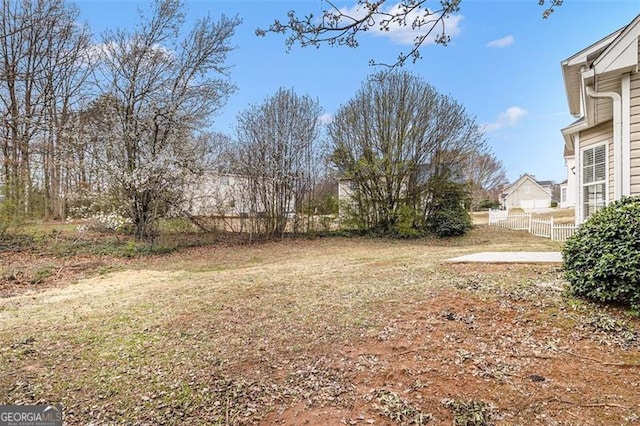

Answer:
[1,225,639,425]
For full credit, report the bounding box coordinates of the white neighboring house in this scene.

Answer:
[560,147,576,208]
[337,178,356,218]
[500,174,551,210]
[561,14,640,224]
[185,172,298,217]
[186,172,252,216]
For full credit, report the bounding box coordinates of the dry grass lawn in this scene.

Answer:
[472,208,576,226]
[1,226,639,425]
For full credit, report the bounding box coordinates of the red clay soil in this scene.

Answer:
[263,288,640,425]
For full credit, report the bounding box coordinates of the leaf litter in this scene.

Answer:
[1,227,639,424]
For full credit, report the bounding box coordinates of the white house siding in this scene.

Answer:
[504,179,550,210]
[630,66,640,195]
[579,121,614,202]
[187,173,252,216]
[337,180,354,201]
[337,179,357,217]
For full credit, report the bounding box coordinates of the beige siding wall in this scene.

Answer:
[595,73,620,123]
[579,121,613,201]
[338,180,354,202]
[630,63,640,195]
[504,178,550,209]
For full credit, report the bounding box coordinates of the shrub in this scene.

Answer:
[443,399,494,426]
[427,177,471,237]
[0,202,10,236]
[77,212,133,234]
[429,205,471,237]
[563,196,640,309]
[161,217,194,233]
[477,199,500,210]
[551,201,558,208]
[338,201,367,231]
[0,190,24,235]
[392,205,423,238]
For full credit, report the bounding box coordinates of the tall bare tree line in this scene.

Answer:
[0,0,90,220]
[0,0,241,241]
[0,0,507,241]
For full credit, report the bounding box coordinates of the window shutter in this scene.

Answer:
[581,144,607,221]
[583,166,594,184]
[584,149,594,167]
[594,145,606,181]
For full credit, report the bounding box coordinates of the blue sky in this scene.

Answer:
[76,0,640,183]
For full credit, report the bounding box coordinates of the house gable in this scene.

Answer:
[562,30,622,117]
[592,15,640,76]
[503,174,549,196]
[561,14,640,126]
[501,174,551,210]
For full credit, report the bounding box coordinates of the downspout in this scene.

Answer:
[621,74,631,196]
[585,86,622,200]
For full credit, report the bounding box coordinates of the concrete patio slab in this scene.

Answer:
[445,252,562,264]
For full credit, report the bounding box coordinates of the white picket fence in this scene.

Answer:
[488,209,577,242]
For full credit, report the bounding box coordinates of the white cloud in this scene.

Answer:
[337,2,463,46]
[486,35,514,48]
[319,113,333,125]
[483,106,528,132]
[84,40,173,66]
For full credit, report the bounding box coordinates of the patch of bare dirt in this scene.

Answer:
[0,250,121,297]
[265,288,640,425]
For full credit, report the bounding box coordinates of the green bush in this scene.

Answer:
[161,217,194,233]
[338,201,367,231]
[477,199,500,210]
[392,205,423,238]
[0,197,23,236]
[563,196,640,308]
[427,176,471,238]
[429,205,471,237]
[0,203,9,236]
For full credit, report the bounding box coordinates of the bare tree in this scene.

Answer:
[464,152,508,210]
[93,0,240,241]
[329,70,486,235]
[39,5,92,219]
[259,0,563,68]
[233,88,324,237]
[0,0,90,221]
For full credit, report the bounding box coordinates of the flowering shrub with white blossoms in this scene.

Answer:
[76,212,132,234]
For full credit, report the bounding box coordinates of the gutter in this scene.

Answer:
[585,86,623,200]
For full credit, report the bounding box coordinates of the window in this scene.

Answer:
[561,187,567,203]
[582,144,606,220]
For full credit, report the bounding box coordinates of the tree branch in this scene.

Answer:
[257,0,461,69]
[259,1,562,69]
